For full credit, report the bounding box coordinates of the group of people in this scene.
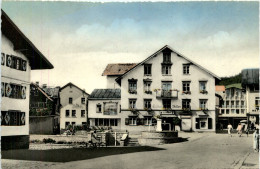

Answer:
[227,123,259,152]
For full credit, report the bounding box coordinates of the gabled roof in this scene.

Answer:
[31,83,53,102]
[1,10,53,70]
[215,85,225,92]
[42,87,60,98]
[89,89,121,100]
[226,83,242,89]
[60,82,89,95]
[102,63,137,76]
[115,45,220,83]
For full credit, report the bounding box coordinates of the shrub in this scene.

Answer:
[43,138,56,144]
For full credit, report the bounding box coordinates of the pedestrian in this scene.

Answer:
[227,123,233,137]
[244,124,249,137]
[237,123,243,137]
[253,128,259,152]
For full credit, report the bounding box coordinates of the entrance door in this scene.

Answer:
[162,117,174,131]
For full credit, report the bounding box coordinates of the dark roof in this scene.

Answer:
[102,63,137,76]
[30,83,53,101]
[115,45,220,84]
[60,82,89,95]
[241,68,259,87]
[89,89,121,100]
[1,10,53,70]
[42,87,60,98]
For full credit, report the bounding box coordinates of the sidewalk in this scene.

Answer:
[240,151,259,169]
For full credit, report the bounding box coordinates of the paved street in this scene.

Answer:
[2,133,259,169]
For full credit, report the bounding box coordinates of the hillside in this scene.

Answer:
[217,73,242,86]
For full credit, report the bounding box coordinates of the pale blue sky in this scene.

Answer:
[2,2,259,92]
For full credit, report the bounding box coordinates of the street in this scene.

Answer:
[2,133,259,169]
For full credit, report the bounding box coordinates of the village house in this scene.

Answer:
[216,84,247,129]
[241,68,259,126]
[59,82,89,131]
[29,82,60,134]
[91,45,220,132]
[1,10,54,149]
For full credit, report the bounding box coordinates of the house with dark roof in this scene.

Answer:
[59,82,89,131]
[102,63,137,89]
[88,89,121,129]
[216,83,247,129]
[241,68,259,125]
[1,10,53,149]
[29,83,60,134]
[96,45,220,132]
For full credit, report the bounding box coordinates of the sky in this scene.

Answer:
[1,1,259,93]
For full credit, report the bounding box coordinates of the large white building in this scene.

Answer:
[1,10,53,149]
[59,83,89,130]
[89,45,220,132]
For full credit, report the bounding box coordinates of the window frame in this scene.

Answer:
[81,110,86,117]
[182,81,191,92]
[81,98,86,104]
[162,65,171,75]
[96,104,102,113]
[182,99,191,109]
[69,97,73,104]
[199,99,208,110]
[65,110,70,117]
[128,80,137,93]
[162,99,171,109]
[144,64,152,76]
[72,110,76,117]
[144,99,152,109]
[183,64,190,75]
[129,99,137,109]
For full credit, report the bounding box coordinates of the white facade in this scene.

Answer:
[59,83,89,129]
[106,76,121,89]
[1,34,30,136]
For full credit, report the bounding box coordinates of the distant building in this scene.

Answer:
[102,63,136,89]
[1,10,53,149]
[88,89,121,130]
[216,84,247,129]
[241,68,259,125]
[29,83,60,134]
[59,82,89,131]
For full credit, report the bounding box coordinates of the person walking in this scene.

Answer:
[237,123,243,137]
[253,128,259,152]
[227,123,233,137]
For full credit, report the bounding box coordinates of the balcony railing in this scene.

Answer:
[156,90,178,98]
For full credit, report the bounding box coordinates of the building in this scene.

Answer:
[88,89,121,130]
[29,83,60,134]
[216,84,247,129]
[102,63,136,89]
[59,82,89,131]
[95,45,220,132]
[1,10,53,149]
[241,68,259,125]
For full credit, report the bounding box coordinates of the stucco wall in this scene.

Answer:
[60,85,88,129]
[1,34,31,136]
[106,76,120,89]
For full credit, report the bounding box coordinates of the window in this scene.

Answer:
[129,99,137,109]
[163,99,171,109]
[226,109,230,114]
[1,111,25,126]
[199,81,207,92]
[221,109,225,114]
[129,117,137,125]
[231,109,235,114]
[208,118,212,129]
[162,65,171,75]
[69,97,73,104]
[144,99,152,109]
[236,101,239,108]
[182,99,191,109]
[66,110,70,117]
[128,80,137,94]
[182,81,190,92]
[200,118,207,129]
[96,104,102,113]
[162,82,172,91]
[81,98,86,104]
[72,122,76,126]
[255,97,260,110]
[65,122,70,127]
[104,102,118,115]
[144,116,152,125]
[163,52,171,63]
[231,101,235,108]
[199,99,207,110]
[144,81,152,93]
[241,109,245,114]
[72,110,76,117]
[183,64,190,74]
[81,110,85,117]
[82,122,87,125]
[226,101,230,108]
[236,109,239,114]
[241,101,245,108]
[95,118,118,126]
[144,64,152,76]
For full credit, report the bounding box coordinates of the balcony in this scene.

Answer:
[156,90,178,99]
